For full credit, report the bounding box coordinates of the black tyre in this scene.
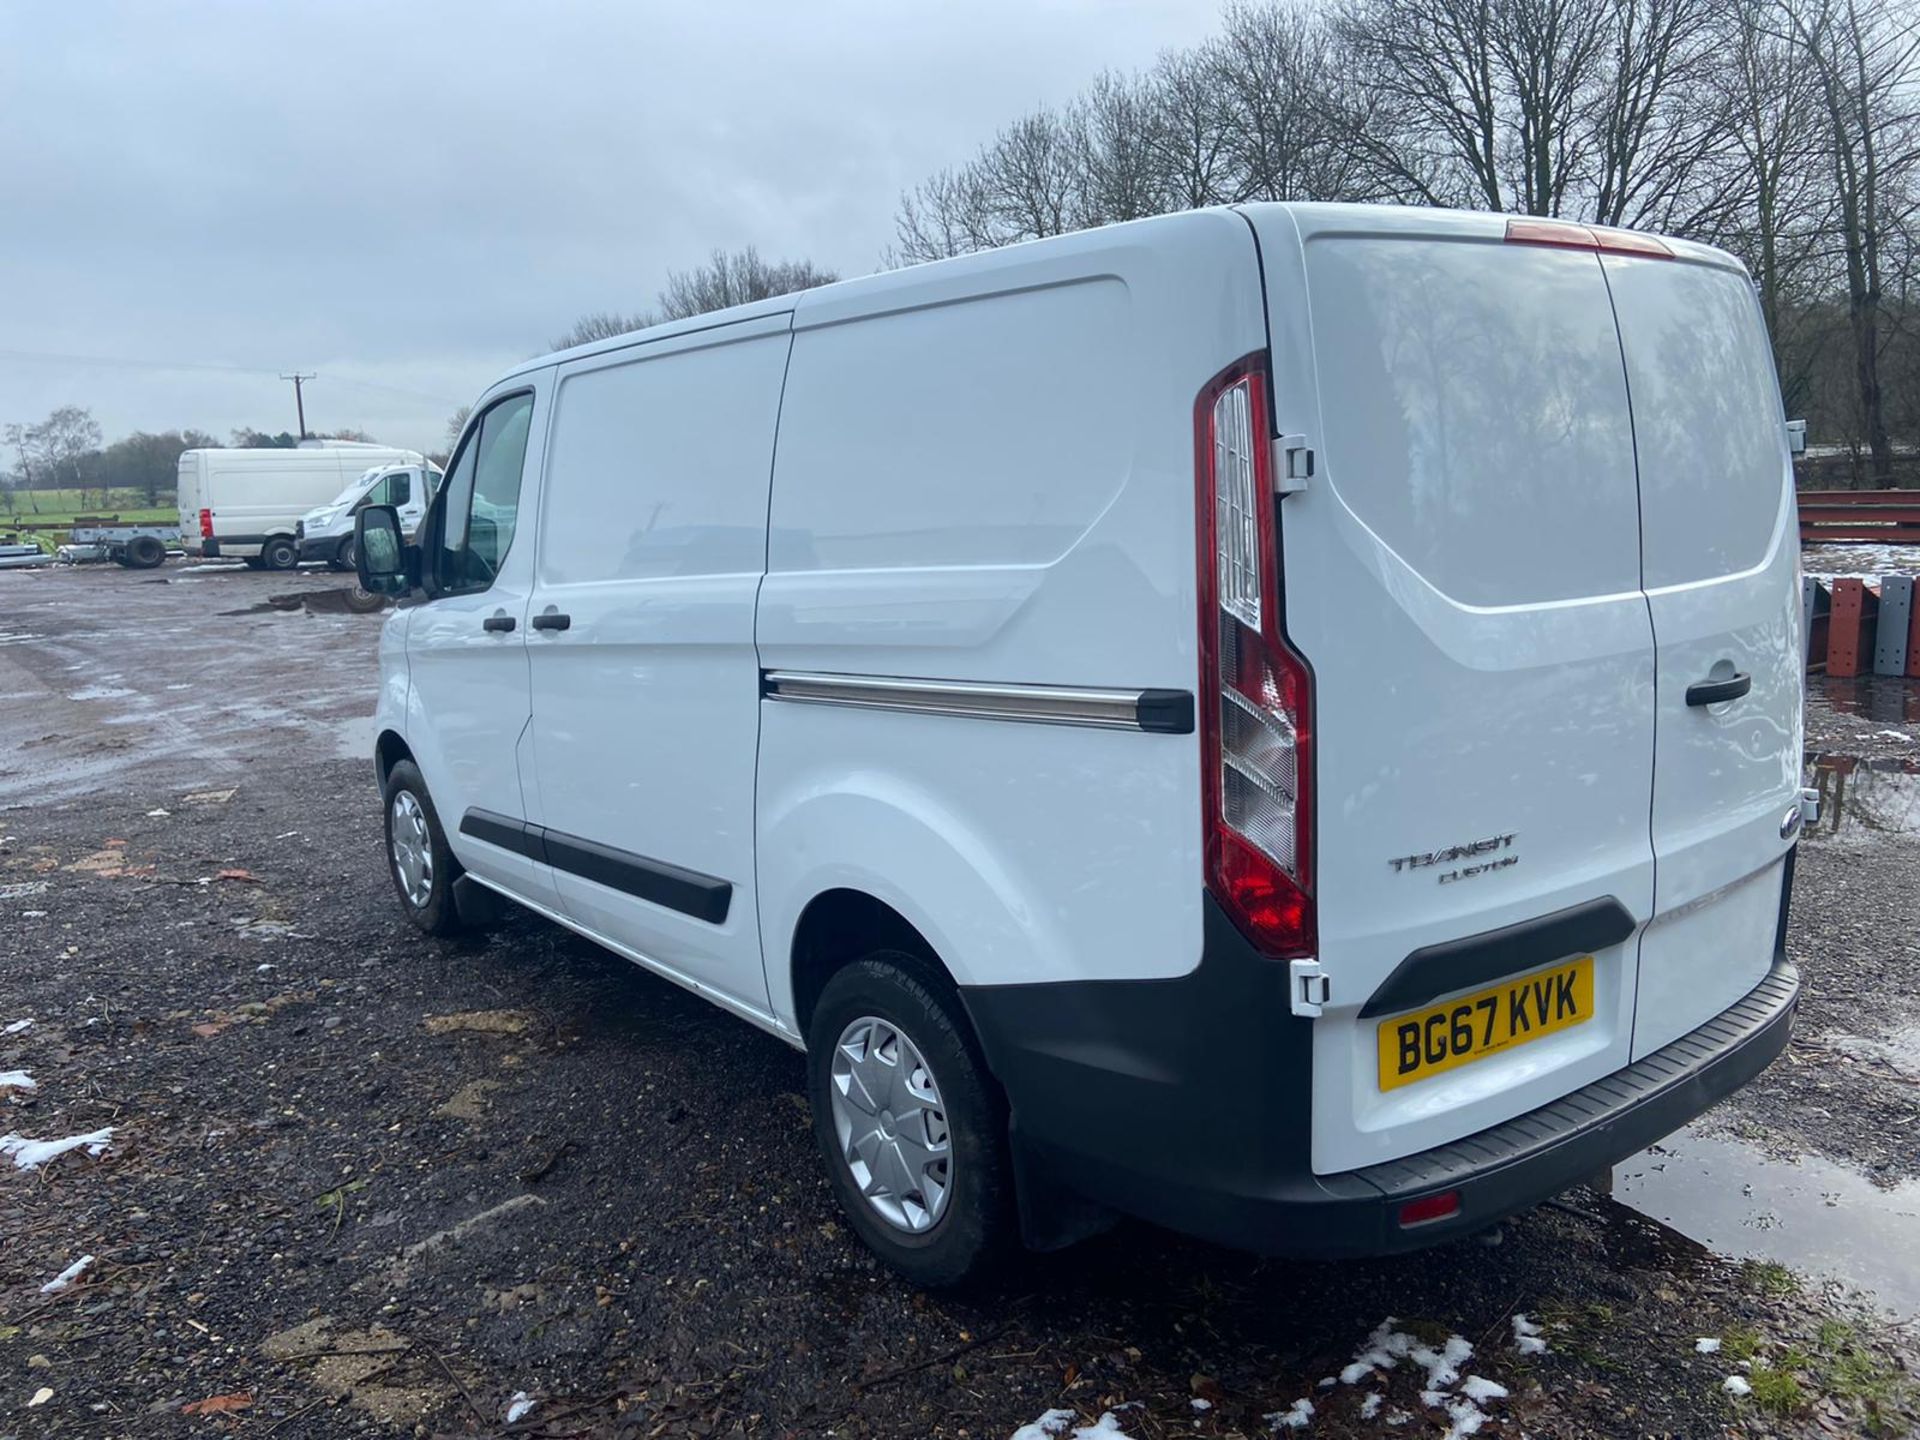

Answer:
[342,584,387,615]
[807,955,1015,1287]
[328,534,358,573]
[242,556,266,570]
[381,759,464,937]
[259,535,299,571]
[125,535,166,569]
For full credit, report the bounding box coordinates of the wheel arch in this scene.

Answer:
[789,888,960,1041]
[374,729,414,790]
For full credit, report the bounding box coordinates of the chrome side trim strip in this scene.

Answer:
[761,671,1194,734]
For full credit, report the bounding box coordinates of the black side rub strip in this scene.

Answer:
[458,809,732,925]
[1359,895,1637,1018]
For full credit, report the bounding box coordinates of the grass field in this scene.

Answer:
[1,490,178,550]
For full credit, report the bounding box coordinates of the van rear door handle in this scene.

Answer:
[482,612,516,633]
[1686,671,1751,706]
[531,610,571,632]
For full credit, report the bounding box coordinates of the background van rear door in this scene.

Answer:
[1602,252,1803,1059]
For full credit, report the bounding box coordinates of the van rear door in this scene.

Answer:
[1240,205,1657,1175]
[1601,251,1802,1059]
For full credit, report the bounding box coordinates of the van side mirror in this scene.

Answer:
[356,505,418,595]
[1786,418,1808,456]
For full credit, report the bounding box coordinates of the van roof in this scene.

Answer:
[497,203,1746,386]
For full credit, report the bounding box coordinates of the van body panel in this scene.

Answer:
[407,377,558,909]
[1242,204,1659,1174]
[524,315,792,1017]
[1602,253,1805,1058]
[177,445,423,557]
[758,212,1267,993]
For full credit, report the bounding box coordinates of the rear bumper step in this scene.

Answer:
[964,897,1798,1257]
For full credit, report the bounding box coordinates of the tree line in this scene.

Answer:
[892,0,1920,483]
[2,406,378,513]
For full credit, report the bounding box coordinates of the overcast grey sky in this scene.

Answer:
[0,1,1220,455]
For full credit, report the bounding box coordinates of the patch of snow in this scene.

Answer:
[1694,1337,1721,1354]
[4,1018,32,1034]
[1458,1376,1507,1403]
[1315,1375,1336,1389]
[1420,1389,1449,1408]
[1268,1398,1313,1431]
[1441,1398,1488,1438]
[1071,1415,1137,1439]
[1190,1397,1211,1411]
[1,1126,114,1170]
[1511,1313,1549,1356]
[1383,1409,1412,1427]
[1009,1410,1077,1440]
[1409,1335,1474,1388]
[147,807,170,817]
[0,1071,35,1089]
[1875,730,1912,742]
[504,1391,536,1424]
[1358,1393,1383,1420]
[1723,1374,1752,1397]
[40,1255,93,1293]
[1338,1360,1374,1384]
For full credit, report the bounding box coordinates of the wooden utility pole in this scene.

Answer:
[280,372,315,440]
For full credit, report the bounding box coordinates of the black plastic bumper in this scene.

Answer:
[962,886,1798,1257]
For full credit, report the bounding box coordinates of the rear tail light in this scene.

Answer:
[1196,357,1314,957]
[1505,217,1673,258]
[199,508,213,540]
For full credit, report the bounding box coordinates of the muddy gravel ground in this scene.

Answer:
[0,564,1916,1439]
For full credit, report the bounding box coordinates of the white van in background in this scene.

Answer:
[296,462,441,570]
[177,441,424,569]
[354,203,1809,1286]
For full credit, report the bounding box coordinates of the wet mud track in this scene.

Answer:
[0,564,1915,1438]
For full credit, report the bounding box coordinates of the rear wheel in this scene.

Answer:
[124,535,166,569]
[807,956,1015,1287]
[259,535,299,571]
[382,760,463,936]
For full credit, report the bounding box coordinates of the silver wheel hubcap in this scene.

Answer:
[389,790,434,908]
[829,1015,953,1233]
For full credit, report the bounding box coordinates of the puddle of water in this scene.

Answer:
[1617,1124,1920,1319]
[66,685,135,702]
[332,714,378,761]
[1803,751,1920,839]
[1811,673,1920,727]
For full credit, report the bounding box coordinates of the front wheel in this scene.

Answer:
[382,760,464,936]
[329,535,357,573]
[807,956,1015,1287]
[259,535,299,571]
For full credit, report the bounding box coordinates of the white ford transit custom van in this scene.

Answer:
[355,203,1807,1285]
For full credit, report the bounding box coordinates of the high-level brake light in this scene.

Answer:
[1505,217,1674,258]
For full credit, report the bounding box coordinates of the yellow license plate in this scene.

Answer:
[1376,956,1595,1092]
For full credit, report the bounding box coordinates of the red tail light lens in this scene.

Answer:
[199,508,213,540]
[1398,1190,1461,1227]
[1196,356,1314,957]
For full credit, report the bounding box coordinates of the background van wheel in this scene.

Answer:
[807,955,1015,1287]
[260,536,299,571]
[329,535,357,572]
[382,759,464,937]
[242,556,266,570]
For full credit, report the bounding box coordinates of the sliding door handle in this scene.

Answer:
[1686,671,1750,706]
[531,609,571,632]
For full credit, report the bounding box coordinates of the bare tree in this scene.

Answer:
[549,311,655,352]
[657,247,837,321]
[1779,0,1920,480]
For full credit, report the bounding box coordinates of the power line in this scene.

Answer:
[0,346,463,407]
